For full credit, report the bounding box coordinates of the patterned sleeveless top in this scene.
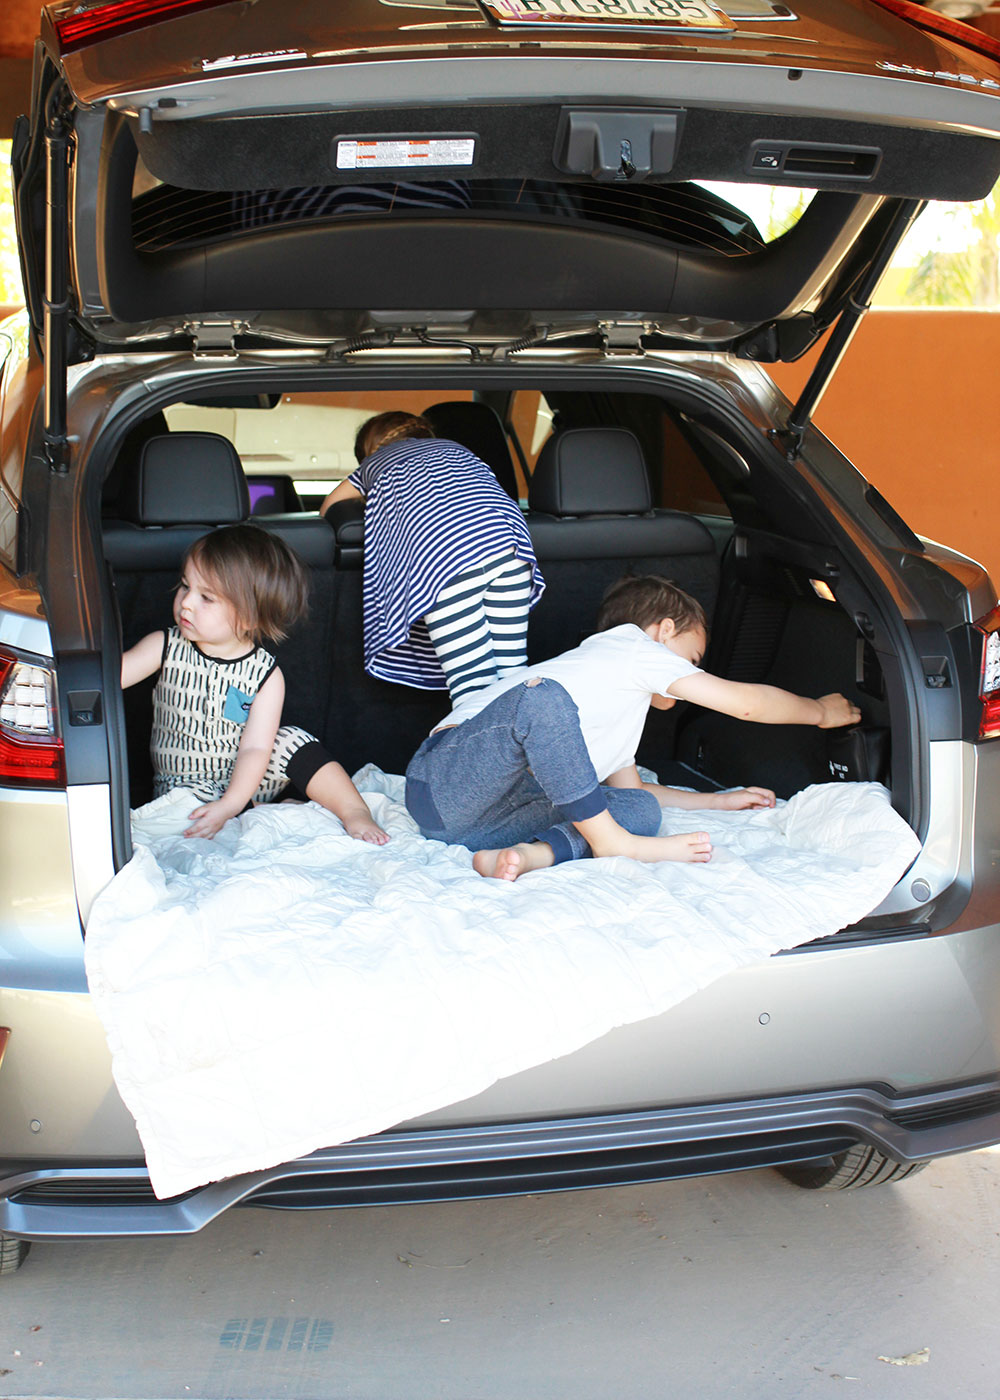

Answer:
[151,627,277,801]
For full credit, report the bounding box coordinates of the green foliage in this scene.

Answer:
[903,189,1000,308]
[762,187,810,242]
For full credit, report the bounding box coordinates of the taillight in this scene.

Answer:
[975,603,1000,739]
[0,1028,9,1071]
[0,651,66,787]
[868,0,1000,63]
[53,0,239,54]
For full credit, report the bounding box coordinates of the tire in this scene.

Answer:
[776,1144,929,1190]
[0,1233,31,1276]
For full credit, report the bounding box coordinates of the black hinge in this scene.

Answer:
[599,320,648,355]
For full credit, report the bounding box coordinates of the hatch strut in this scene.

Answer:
[43,84,73,475]
[772,198,925,461]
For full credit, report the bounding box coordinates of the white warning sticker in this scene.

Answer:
[336,137,476,170]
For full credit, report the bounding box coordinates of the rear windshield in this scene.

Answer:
[132,175,814,259]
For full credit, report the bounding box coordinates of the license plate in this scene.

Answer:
[481,0,735,30]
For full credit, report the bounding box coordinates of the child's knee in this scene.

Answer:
[283,738,333,794]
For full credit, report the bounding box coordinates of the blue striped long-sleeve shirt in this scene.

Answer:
[349,437,544,688]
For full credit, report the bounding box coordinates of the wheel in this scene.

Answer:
[0,1233,31,1276]
[777,1144,929,1190]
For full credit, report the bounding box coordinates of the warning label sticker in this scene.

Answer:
[336,138,476,170]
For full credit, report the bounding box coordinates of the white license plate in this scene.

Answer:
[481,0,735,30]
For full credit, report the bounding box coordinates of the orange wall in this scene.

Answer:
[770,309,1000,594]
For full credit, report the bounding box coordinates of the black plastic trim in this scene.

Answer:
[97,113,898,349]
[133,105,1000,203]
[3,1079,998,1241]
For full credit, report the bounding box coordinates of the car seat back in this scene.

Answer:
[525,427,720,658]
[423,400,520,501]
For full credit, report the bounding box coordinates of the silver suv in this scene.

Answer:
[2,0,1000,1275]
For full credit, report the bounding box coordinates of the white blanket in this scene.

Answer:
[84,771,921,1200]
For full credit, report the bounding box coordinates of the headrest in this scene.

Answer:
[528,428,651,516]
[424,400,519,500]
[127,433,250,525]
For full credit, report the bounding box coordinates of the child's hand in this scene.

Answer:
[344,813,390,845]
[816,693,861,728]
[184,799,237,839]
[712,787,776,811]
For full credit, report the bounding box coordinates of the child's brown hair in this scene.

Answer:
[595,574,707,637]
[354,411,435,463]
[184,523,309,645]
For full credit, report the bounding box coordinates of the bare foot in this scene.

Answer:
[345,817,390,845]
[473,841,554,880]
[594,830,713,864]
[658,831,712,863]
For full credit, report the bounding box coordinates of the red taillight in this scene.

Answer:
[975,603,1000,739]
[868,0,1000,63]
[0,652,65,788]
[0,1028,9,1071]
[54,0,238,54]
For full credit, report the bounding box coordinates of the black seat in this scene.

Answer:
[525,427,720,658]
[105,430,336,571]
[423,400,520,500]
[103,431,251,571]
[317,496,457,773]
[103,431,253,806]
[103,431,340,802]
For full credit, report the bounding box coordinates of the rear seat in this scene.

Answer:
[524,426,720,660]
[104,431,345,800]
[322,426,722,770]
[106,425,721,803]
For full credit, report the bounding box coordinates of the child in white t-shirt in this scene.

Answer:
[405,574,860,880]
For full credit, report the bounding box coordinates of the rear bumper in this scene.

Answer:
[3,1078,999,1242]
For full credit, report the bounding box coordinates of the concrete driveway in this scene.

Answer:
[2,1148,998,1399]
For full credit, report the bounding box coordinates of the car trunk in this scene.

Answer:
[87,365,907,843]
[15,0,1000,937]
[8,319,990,1184]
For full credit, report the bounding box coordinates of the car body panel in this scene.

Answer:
[0,790,82,982]
[2,909,1000,1210]
[45,0,1000,124]
[0,0,998,1247]
[13,1,1000,359]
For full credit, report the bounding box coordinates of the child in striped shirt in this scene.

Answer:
[321,412,544,700]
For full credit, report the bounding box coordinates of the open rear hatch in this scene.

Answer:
[13,0,1000,379]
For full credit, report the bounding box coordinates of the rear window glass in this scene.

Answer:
[157,388,728,519]
[131,176,814,258]
[161,391,475,509]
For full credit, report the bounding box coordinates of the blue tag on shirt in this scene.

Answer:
[223,685,254,725]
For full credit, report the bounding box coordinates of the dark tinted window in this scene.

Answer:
[132,178,770,257]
